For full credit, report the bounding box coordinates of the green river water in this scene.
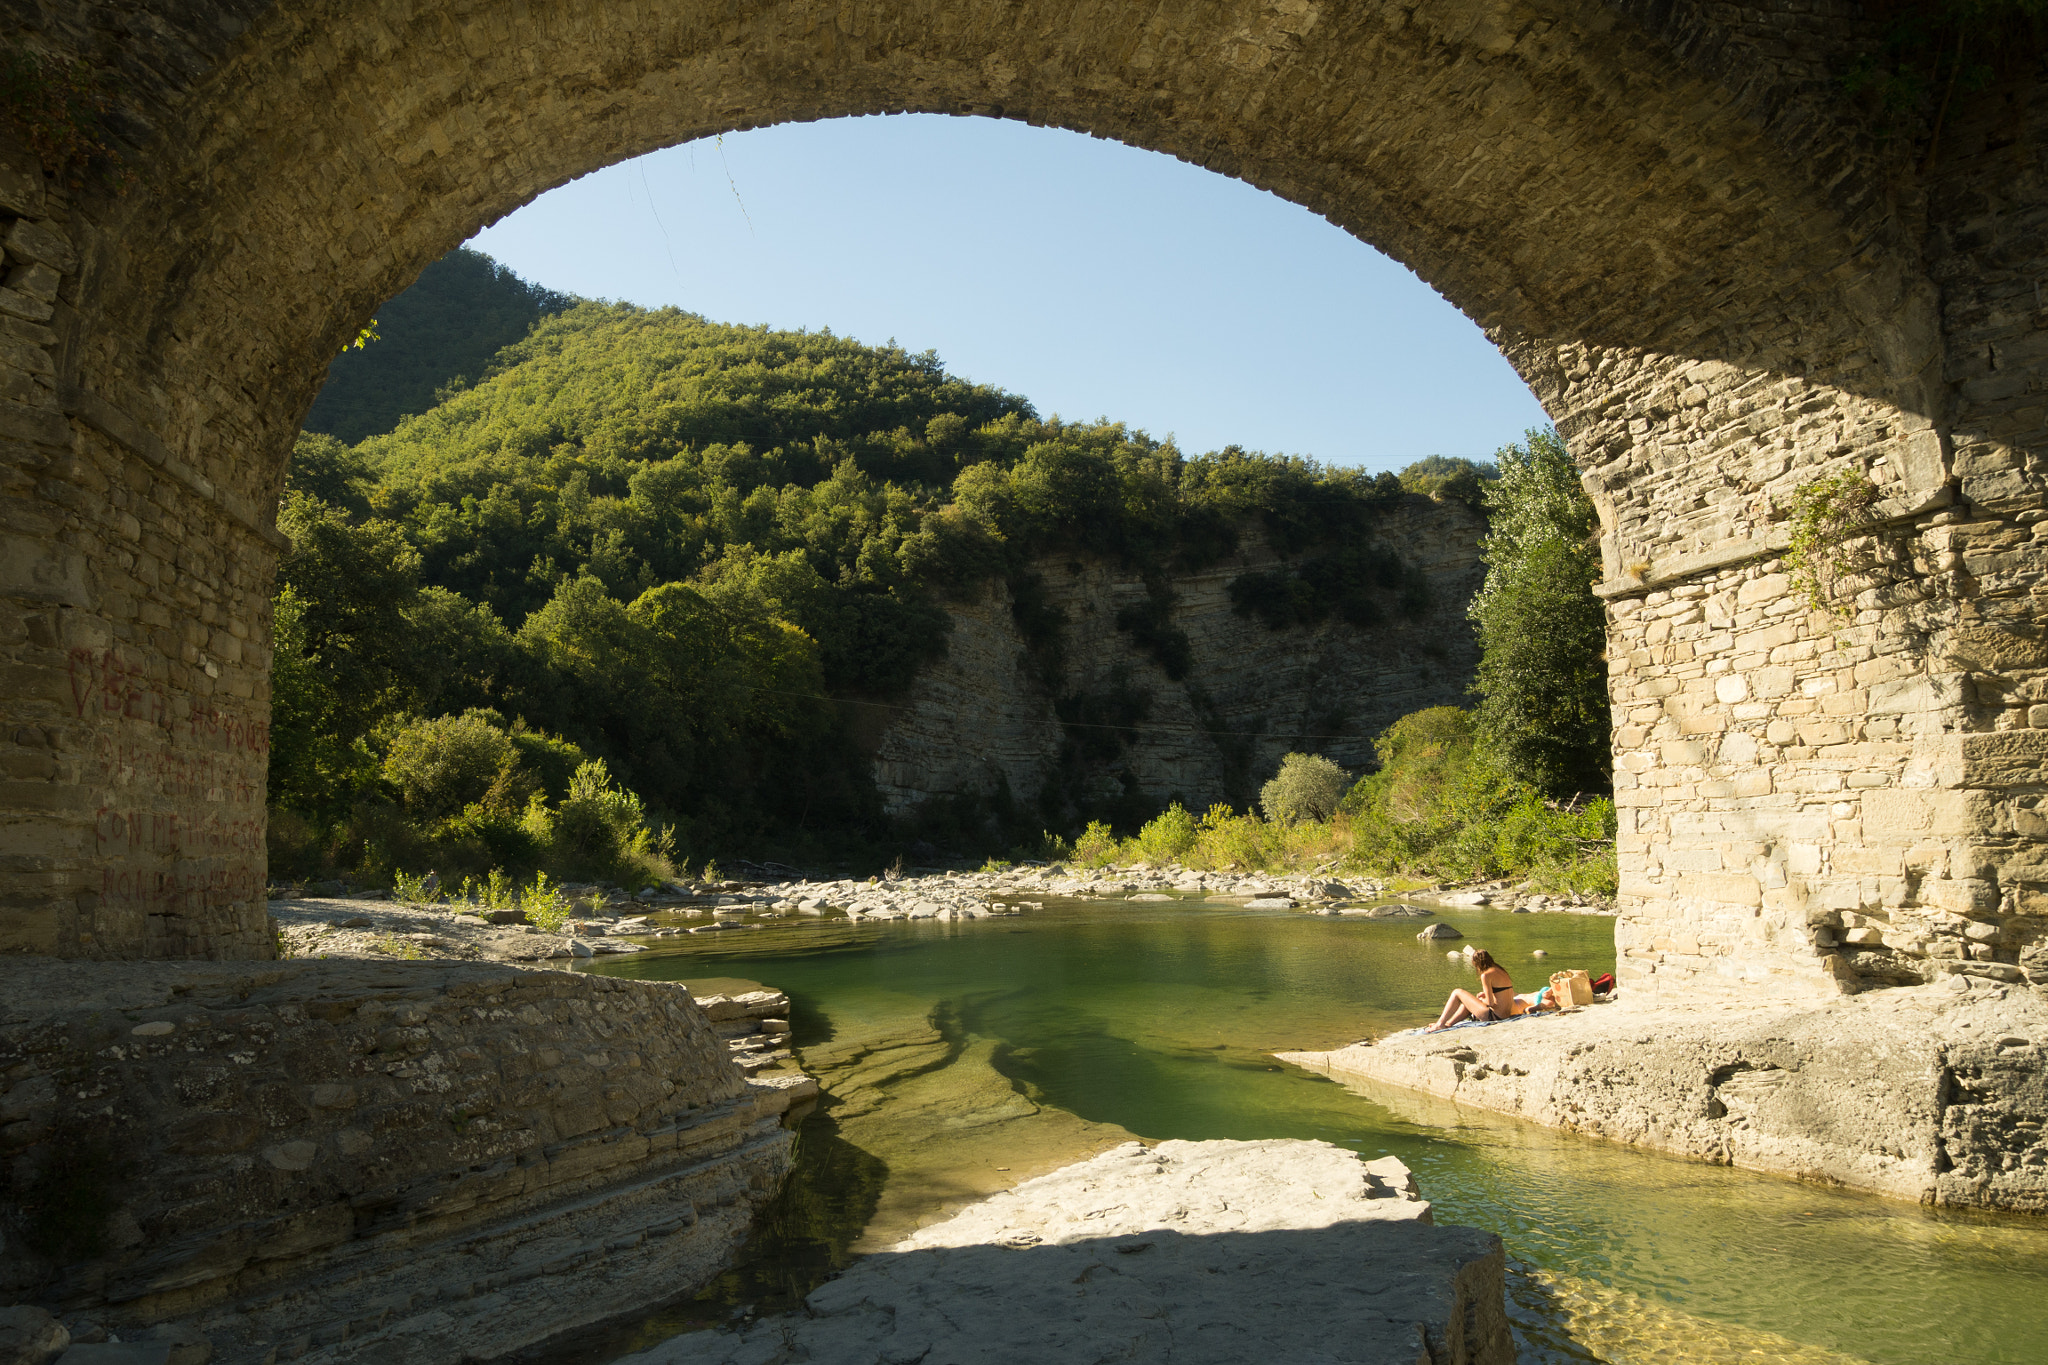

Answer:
[580,899,2048,1364]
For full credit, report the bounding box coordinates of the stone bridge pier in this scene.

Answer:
[1,2,2045,1003]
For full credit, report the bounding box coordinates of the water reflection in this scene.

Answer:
[586,900,2048,1364]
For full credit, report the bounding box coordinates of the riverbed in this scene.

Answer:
[579,897,2048,1364]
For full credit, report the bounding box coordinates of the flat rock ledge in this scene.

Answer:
[0,957,811,1365]
[1280,981,2048,1213]
[622,1138,1512,1365]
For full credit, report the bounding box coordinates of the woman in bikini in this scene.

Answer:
[1425,949,1523,1032]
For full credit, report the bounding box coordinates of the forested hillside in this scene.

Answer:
[303,249,574,443]
[273,262,1478,884]
[275,245,1617,898]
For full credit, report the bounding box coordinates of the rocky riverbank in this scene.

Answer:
[643,863,1615,921]
[268,865,1612,953]
[1279,978,2048,1213]
[617,1138,1512,1365]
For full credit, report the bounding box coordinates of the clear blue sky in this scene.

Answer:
[468,114,1549,473]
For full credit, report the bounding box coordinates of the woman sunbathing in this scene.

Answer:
[1425,949,1524,1032]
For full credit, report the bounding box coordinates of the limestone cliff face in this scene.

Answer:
[870,495,1486,818]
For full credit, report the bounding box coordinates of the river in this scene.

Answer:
[578,898,2048,1364]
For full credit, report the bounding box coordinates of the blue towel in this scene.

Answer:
[1395,1008,1562,1038]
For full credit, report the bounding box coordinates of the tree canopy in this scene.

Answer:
[304,247,575,443]
[276,260,1487,874]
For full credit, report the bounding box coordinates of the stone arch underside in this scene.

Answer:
[10,0,2045,1003]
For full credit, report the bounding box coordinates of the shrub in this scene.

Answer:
[1072,820,1120,869]
[1191,804,1280,870]
[265,804,322,879]
[528,759,674,884]
[521,871,573,931]
[328,800,428,884]
[1129,803,1198,864]
[1343,708,1518,879]
[430,801,544,875]
[1259,752,1349,824]
[1339,705,1616,890]
[1785,469,1884,617]
[392,868,443,904]
[457,868,519,911]
[381,710,522,820]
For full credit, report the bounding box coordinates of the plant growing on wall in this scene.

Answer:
[1784,469,1884,617]
[1843,1,2048,168]
[0,48,128,188]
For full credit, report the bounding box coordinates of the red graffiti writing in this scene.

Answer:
[96,809,265,858]
[91,736,264,806]
[69,648,269,754]
[99,863,263,912]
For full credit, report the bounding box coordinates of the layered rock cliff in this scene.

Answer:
[0,958,803,1364]
[866,495,1486,819]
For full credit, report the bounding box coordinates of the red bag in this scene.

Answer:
[1591,972,1615,995]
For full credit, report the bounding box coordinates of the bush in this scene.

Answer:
[457,868,519,911]
[392,868,443,904]
[1341,705,1615,891]
[1130,803,1198,864]
[520,871,573,931]
[428,801,543,878]
[381,710,522,819]
[527,759,674,885]
[1071,820,1120,869]
[265,804,323,879]
[1259,752,1349,824]
[1191,804,1280,870]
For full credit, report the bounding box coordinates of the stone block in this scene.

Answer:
[4,261,58,302]
[1676,872,1762,906]
[1660,739,1707,766]
[1862,789,1981,838]
[1736,573,1790,606]
[1924,879,1999,914]
[1961,730,2048,788]
[1,219,73,274]
[1942,625,2048,675]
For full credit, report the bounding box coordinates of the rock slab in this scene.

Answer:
[0,958,806,1365]
[1281,982,2048,1212]
[622,1138,1512,1365]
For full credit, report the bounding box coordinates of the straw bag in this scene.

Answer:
[1548,969,1594,1008]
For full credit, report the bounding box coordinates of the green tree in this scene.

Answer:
[1398,454,1496,512]
[1259,752,1350,823]
[305,247,576,443]
[1467,428,1610,796]
[380,710,524,820]
[268,493,424,810]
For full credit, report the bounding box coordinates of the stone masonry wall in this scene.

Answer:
[869,496,1484,817]
[1,0,2032,1000]
[1600,58,2048,1005]
[0,131,275,962]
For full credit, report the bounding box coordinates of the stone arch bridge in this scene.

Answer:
[2,1,2043,1002]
